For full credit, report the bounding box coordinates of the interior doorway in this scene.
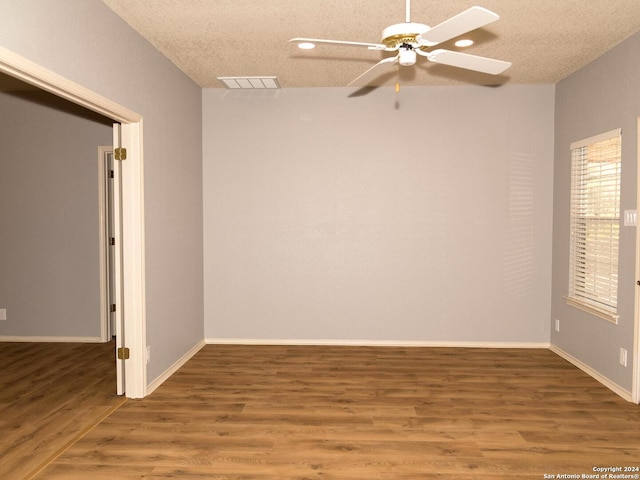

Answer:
[0,46,147,399]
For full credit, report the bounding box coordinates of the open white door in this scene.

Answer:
[112,123,125,396]
[117,121,147,398]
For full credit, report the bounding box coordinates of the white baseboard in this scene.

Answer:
[549,344,633,402]
[0,335,104,343]
[205,338,551,349]
[146,340,206,396]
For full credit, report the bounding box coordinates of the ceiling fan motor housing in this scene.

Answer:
[381,22,429,49]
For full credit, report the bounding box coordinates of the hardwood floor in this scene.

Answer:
[0,341,125,480]
[32,345,640,479]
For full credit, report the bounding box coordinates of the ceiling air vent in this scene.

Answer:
[217,76,280,89]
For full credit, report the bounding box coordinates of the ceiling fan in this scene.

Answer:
[290,1,511,86]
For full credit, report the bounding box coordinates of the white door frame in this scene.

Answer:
[0,46,147,399]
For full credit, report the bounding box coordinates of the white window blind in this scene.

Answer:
[566,129,621,322]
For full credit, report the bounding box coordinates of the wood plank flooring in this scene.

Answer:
[0,341,125,480]
[34,345,640,479]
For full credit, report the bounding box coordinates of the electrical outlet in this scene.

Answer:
[0,309,6,321]
[555,319,560,332]
[620,348,628,367]
[146,345,151,364]
[624,210,637,226]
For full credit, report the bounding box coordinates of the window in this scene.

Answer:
[566,129,621,323]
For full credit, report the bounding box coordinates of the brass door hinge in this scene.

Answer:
[117,347,130,360]
[114,147,127,161]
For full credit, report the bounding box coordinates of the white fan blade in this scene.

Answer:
[428,49,511,75]
[418,6,499,47]
[347,56,399,86]
[290,38,387,50]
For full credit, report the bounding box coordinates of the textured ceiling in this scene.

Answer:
[101,0,640,89]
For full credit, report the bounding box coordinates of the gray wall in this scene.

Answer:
[203,85,555,343]
[0,90,112,338]
[0,0,204,385]
[551,31,640,392]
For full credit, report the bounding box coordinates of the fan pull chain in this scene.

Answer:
[396,81,400,93]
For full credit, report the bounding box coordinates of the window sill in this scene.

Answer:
[563,296,619,324]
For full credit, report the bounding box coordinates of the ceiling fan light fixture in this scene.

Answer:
[398,48,417,66]
[297,42,316,50]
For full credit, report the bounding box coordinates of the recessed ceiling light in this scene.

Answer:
[455,39,474,48]
[297,42,316,50]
